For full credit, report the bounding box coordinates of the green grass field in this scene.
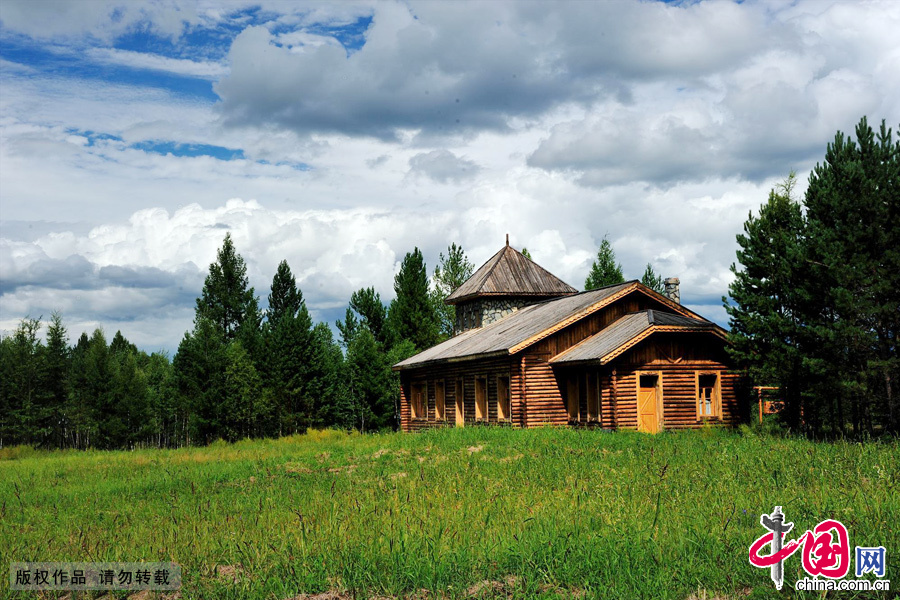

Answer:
[1,427,898,599]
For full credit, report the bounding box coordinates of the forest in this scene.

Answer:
[1,117,897,448]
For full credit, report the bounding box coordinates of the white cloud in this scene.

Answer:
[0,0,205,41]
[85,48,229,79]
[408,150,480,184]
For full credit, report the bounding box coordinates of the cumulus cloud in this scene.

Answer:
[408,150,480,184]
[214,3,582,140]
[1,175,770,351]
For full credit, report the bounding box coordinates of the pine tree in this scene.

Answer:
[144,351,178,447]
[803,118,899,432]
[725,174,809,429]
[264,260,313,435]
[174,318,228,445]
[108,346,150,448]
[223,341,268,440]
[196,233,259,342]
[83,329,116,449]
[350,287,388,346]
[0,317,47,445]
[267,260,303,323]
[345,328,394,432]
[430,243,474,338]
[66,332,96,448]
[584,237,625,290]
[308,323,351,428]
[640,264,664,294]
[44,312,69,447]
[336,308,359,349]
[387,248,440,350]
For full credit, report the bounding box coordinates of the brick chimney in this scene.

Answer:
[664,277,680,304]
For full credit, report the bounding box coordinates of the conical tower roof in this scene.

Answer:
[445,242,577,305]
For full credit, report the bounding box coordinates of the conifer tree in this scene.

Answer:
[349,287,388,346]
[431,243,474,338]
[264,260,313,435]
[66,332,96,448]
[336,308,359,349]
[144,351,178,447]
[345,328,394,431]
[584,237,625,290]
[223,341,269,440]
[196,233,259,342]
[174,319,228,445]
[803,118,899,432]
[387,247,439,350]
[0,317,47,445]
[107,346,150,448]
[308,323,351,428]
[725,174,809,428]
[640,264,664,294]
[44,312,69,447]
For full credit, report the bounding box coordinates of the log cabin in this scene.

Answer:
[393,239,740,433]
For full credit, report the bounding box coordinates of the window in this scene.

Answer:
[411,382,427,419]
[435,380,446,421]
[566,374,580,421]
[497,376,510,421]
[586,371,600,422]
[697,373,720,418]
[475,377,487,420]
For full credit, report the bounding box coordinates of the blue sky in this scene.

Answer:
[1,0,899,353]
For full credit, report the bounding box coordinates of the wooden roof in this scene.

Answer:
[549,309,725,366]
[445,244,577,305]
[395,282,635,370]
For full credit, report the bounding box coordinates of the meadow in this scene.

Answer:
[1,427,897,600]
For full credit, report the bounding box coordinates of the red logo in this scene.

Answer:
[749,507,851,589]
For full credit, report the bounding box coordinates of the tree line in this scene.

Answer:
[0,237,475,449]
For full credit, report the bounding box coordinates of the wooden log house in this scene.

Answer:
[393,239,739,433]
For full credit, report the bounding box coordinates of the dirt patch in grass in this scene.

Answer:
[467,445,484,454]
[287,591,352,600]
[283,462,312,474]
[465,576,522,598]
[499,454,523,463]
[328,464,357,474]
[372,449,390,459]
[215,563,246,583]
[686,588,752,600]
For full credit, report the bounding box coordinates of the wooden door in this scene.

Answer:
[475,377,487,421]
[455,378,464,427]
[638,374,660,433]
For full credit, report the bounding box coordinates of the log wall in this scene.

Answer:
[607,333,739,429]
[399,357,518,432]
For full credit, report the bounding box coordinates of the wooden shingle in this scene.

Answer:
[445,244,577,304]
